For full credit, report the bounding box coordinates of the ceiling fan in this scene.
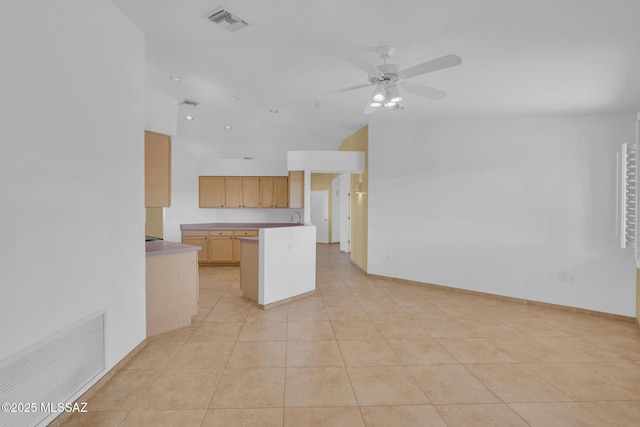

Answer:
[330,46,462,114]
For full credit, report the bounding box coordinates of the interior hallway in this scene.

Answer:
[61,244,640,426]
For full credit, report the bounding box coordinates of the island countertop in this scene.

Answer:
[180,222,301,231]
[146,240,201,256]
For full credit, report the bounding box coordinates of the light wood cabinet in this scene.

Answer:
[225,177,243,208]
[145,131,171,207]
[199,177,225,208]
[274,177,289,208]
[182,229,259,265]
[181,231,209,262]
[198,175,292,208]
[242,177,260,208]
[209,230,234,262]
[233,230,259,262]
[260,177,275,207]
[289,171,304,209]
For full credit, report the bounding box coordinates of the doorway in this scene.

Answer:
[310,190,329,243]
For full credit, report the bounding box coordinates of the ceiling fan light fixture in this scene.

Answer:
[384,101,397,108]
[369,101,382,107]
[387,85,402,103]
[371,84,386,102]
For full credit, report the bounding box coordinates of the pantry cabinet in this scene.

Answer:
[145,131,171,207]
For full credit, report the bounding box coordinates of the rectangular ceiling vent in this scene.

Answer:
[205,7,249,32]
[180,98,200,107]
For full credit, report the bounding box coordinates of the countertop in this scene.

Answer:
[146,240,201,256]
[180,222,302,231]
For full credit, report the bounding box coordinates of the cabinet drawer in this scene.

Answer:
[209,230,233,237]
[234,230,258,237]
[182,231,208,238]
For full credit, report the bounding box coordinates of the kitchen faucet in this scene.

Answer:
[289,211,302,224]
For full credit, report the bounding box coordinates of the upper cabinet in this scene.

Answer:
[288,171,304,209]
[242,177,260,208]
[145,131,171,207]
[198,175,296,208]
[225,177,243,208]
[260,177,275,207]
[274,177,289,208]
[199,176,225,208]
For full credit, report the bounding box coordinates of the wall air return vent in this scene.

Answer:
[204,7,249,32]
[180,98,200,107]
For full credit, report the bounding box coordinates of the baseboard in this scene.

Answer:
[355,261,635,323]
[47,339,147,427]
[244,290,317,310]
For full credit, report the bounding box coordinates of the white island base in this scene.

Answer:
[240,225,316,309]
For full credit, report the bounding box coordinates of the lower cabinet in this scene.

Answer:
[233,230,259,262]
[181,231,209,262]
[182,229,258,265]
[208,231,234,263]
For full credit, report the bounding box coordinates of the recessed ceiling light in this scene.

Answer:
[224,125,232,130]
[229,96,239,101]
[185,116,194,120]
[169,76,183,82]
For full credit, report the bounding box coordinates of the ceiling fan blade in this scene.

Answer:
[363,104,378,115]
[321,83,374,96]
[403,82,447,100]
[400,54,462,79]
[349,58,384,78]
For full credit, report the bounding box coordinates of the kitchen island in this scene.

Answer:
[181,222,316,309]
[239,225,316,309]
[145,240,200,337]
[180,222,301,265]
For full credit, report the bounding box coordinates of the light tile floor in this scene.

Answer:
[61,244,640,426]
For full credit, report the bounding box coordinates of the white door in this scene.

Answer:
[331,177,340,243]
[310,190,329,243]
[339,174,351,253]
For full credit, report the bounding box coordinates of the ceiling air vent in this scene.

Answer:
[204,7,249,32]
[180,98,200,107]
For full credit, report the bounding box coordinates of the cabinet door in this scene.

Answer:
[274,177,289,208]
[242,177,260,208]
[199,177,225,208]
[209,236,234,262]
[182,233,209,262]
[288,171,304,208]
[225,177,243,208]
[145,131,171,207]
[233,230,258,262]
[260,177,274,207]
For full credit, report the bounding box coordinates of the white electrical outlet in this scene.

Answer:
[559,272,567,282]
[569,274,576,284]
[387,254,393,261]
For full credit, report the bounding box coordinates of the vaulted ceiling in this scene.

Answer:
[111,0,640,157]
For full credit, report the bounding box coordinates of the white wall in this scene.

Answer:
[288,150,365,173]
[260,226,316,305]
[368,113,637,316]
[164,139,302,242]
[145,91,178,136]
[0,0,146,375]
